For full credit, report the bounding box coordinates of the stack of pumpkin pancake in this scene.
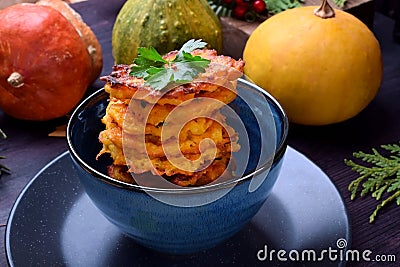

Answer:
[97,49,244,186]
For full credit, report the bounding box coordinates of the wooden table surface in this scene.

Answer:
[1,0,399,266]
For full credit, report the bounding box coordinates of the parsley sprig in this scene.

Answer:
[130,39,211,90]
[345,144,400,223]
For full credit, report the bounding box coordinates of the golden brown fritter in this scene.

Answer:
[107,154,234,187]
[100,49,244,105]
[97,48,244,186]
[98,113,239,168]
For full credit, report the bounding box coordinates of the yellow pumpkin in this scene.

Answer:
[243,0,382,125]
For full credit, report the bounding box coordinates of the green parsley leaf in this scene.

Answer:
[130,47,167,78]
[174,39,208,61]
[145,68,175,91]
[130,39,211,90]
[173,60,211,82]
[136,46,166,65]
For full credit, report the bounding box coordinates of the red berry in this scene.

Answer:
[233,5,247,19]
[252,0,266,13]
[235,0,247,6]
[223,0,233,4]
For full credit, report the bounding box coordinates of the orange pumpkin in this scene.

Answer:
[0,3,93,121]
[37,0,103,84]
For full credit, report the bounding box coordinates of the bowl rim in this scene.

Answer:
[67,78,289,194]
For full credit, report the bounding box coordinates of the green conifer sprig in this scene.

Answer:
[345,144,400,223]
[0,128,9,177]
[334,0,347,8]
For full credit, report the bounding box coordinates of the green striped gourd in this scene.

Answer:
[112,0,223,64]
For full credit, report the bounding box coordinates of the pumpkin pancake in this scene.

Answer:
[97,48,244,186]
[100,49,244,105]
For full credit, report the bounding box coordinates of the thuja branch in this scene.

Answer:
[345,143,400,223]
[0,128,10,177]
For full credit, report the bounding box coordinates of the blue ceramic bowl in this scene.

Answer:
[67,78,288,255]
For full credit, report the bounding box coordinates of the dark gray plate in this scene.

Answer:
[6,147,350,267]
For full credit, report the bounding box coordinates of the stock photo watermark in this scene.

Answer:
[257,238,397,263]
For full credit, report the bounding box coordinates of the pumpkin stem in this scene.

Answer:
[314,0,335,19]
[7,72,24,88]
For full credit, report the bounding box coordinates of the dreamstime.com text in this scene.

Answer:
[257,238,397,263]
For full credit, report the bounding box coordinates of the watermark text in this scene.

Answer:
[257,238,397,263]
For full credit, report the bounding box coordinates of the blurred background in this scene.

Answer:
[0,0,396,15]
[0,0,84,9]
[0,0,397,25]
[0,0,398,42]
